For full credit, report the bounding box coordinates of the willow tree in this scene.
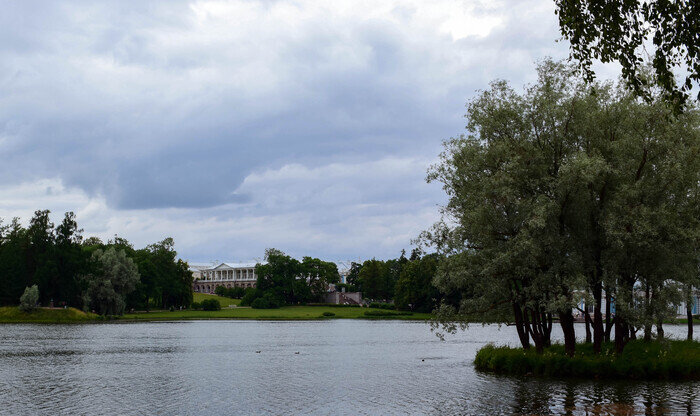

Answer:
[425,59,700,355]
[555,0,700,110]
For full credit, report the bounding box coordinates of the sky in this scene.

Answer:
[0,0,617,263]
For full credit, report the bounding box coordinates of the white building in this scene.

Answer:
[192,262,260,293]
[334,261,354,284]
[188,263,216,281]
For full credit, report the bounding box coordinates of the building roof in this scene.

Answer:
[211,262,262,270]
[188,262,217,272]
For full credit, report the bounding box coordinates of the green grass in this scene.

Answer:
[0,307,97,323]
[121,305,432,321]
[193,292,241,308]
[474,340,700,380]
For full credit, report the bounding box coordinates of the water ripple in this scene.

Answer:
[0,321,697,415]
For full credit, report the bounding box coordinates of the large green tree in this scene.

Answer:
[82,247,140,315]
[254,249,305,305]
[394,253,441,313]
[301,256,340,301]
[425,59,700,355]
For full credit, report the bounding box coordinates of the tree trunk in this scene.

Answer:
[644,283,652,341]
[604,289,612,342]
[584,308,592,343]
[524,308,545,354]
[559,310,576,357]
[688,301,694,341]
[605,316,615,341]
[614,316,628,353]
[592,281,604,354]
[512,301,530,350]
[656,320,664,340]
[543,311,553,348]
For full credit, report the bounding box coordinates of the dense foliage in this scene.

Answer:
[81,247,140,315]
[0,210,193,315]
[555,0,700,110]
[245,249,340,308]
[215,285,245,299]
[424,60,700,355]
[351,249,443,313]
[200,299,221,311]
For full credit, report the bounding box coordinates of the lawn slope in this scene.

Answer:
[0,307,97,323]
[122,305,431,321]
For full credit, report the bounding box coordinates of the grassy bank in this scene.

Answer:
[0,299,431,323]
[0,307,97,323]
[192,292,241,308]
[474,340,700,380]
[121,305,431,321]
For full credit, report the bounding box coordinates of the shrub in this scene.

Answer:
[200,299,221,311]
[251,293,281,309]
[229,287,245,299]
[369,302,395,310]
[240,288,260,306]
[190,302,201,310]
[19,285,39,312]
[474,340,700,380]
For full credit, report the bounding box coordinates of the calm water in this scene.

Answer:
[0,321,697,416]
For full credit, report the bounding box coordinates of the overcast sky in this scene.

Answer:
[0,0,617,262]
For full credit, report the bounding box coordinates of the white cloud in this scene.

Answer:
[0,156,442,261]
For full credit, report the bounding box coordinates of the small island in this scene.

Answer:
[426,60,700,381]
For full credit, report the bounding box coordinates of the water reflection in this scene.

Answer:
[504,378,699,416]
[0,321,696,415]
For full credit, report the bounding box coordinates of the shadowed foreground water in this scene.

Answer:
[0,321,697,415]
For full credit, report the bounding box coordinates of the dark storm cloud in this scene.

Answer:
[0,0,568,213]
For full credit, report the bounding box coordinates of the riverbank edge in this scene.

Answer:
[474,340,700,380]
[0,306,433,323]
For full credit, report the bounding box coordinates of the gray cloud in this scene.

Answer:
[0,0,603,259]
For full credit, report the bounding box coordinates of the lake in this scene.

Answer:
[0,321,697,415]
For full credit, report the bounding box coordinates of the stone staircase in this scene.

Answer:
[337,292,360,305]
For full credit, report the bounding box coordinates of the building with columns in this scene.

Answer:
[192,262,260,293]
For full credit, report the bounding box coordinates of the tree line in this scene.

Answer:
[424,59,700,356]
[340,250,443,313]
[239,249,341,308]
[230,248,443,312]
[0,210,192,315]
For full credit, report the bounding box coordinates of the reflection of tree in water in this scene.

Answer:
[685,383,696,415]
[641,383,671,415]
[511,379,555,415]
[506,379,697,416]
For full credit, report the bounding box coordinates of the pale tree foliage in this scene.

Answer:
[423,59,700,355]
[18,285,39,312]
[82,247,140,316]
